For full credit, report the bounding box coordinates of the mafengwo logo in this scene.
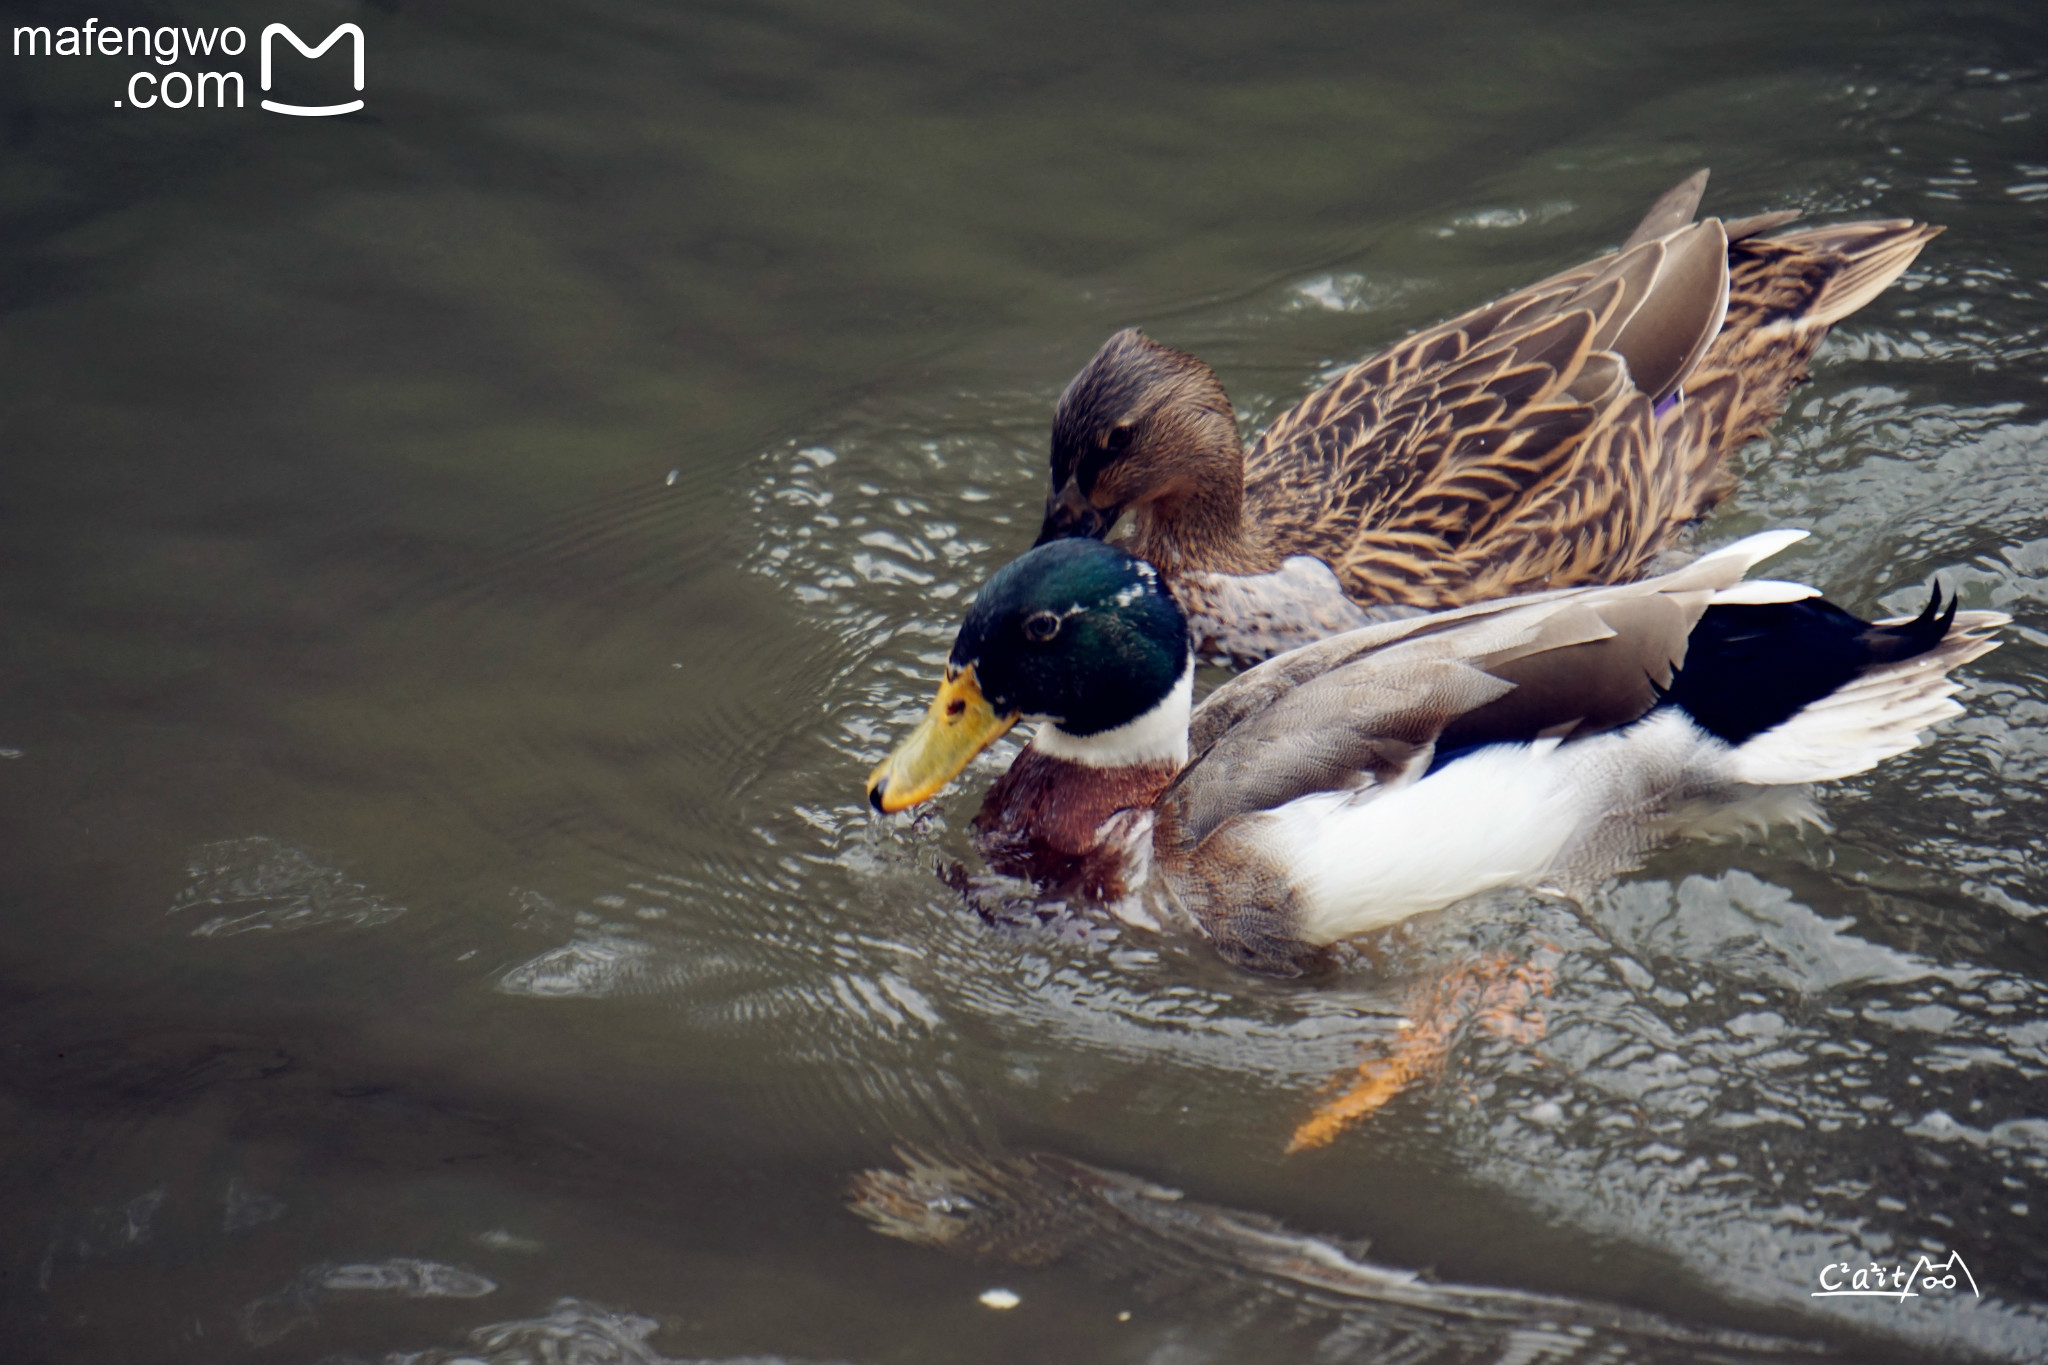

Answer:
[10,17,365,116]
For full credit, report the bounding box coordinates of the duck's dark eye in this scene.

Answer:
[1106,424,1134,451]
[1022,611,1062,643]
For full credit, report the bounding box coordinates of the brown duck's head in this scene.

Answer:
[1034,329,1241,547]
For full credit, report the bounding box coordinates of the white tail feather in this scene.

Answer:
[1711,579,1822,606]
[1667,787,1827,842]
[1693,528,1809,573]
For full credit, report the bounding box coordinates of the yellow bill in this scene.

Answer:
[866,664,1019,813]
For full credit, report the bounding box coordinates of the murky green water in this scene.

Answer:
[4,1,2046,1361]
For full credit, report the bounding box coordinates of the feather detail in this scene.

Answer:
[1724,609,2006,784]
[973,747,1177,901]
[1710,579,1822,606]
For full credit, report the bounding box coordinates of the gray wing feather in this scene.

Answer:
[1608,218,1731,403]
[1164,657,1513,850]
[1167,535,1795,848]
[1620,170,1710,251]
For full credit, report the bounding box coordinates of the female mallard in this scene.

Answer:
[1034,172,1942,665]
[867,536,2003,976]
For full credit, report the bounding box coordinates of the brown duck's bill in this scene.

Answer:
[866,665,1019,813]
[1032,480,1114,546]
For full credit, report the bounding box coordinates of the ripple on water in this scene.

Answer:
[221,1177,287,1233]
[1397,867,2048,1354]
[37,1186,168,1291]
[322,1295,851,1365]
[168,837,407,937]
[239,1257,497,1347]
[850,1146,1821,1365]
[742,408,1048,782]
[491,877,1000,1146]
[1287,271,1440,316]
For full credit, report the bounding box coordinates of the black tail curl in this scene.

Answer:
[1665,584,1957,747]
[1864,582,1961,662]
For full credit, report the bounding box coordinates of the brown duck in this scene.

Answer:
[1034,171,1942,664]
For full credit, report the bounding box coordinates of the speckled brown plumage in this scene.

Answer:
[1037,172,1940,657]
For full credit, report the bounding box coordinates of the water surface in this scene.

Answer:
[3,1,2047,1361]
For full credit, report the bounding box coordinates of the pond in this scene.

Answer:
[2,0,2045,1361]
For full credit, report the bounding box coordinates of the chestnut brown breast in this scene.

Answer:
[972,745,1176,902]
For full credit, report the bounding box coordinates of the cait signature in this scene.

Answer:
[1813,1249,1980,1303]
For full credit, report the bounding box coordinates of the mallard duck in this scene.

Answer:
[866,535,2003,976]
[1034,172,1942,665]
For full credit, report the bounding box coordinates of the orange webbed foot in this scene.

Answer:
[1286,947,1558,1154]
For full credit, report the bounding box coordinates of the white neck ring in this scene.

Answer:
[1029,656,1194,770]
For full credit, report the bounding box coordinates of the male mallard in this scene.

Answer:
[1034,172,1942,665]
[867,535,2003,976]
